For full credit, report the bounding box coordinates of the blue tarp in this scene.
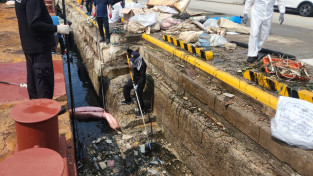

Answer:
[208,16,242,24]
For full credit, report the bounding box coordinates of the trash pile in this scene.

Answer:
[262,55,311,81]
[111,0,252,51]
[77,133,192,175]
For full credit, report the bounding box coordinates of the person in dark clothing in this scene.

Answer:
[122,49,147,117]
[15,0,69,99]
[93,0,112,44]
[81,0,94,15]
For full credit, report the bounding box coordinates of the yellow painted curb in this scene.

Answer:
[162,34,213,60]
[243,70,313,104]
[143,34,278,110]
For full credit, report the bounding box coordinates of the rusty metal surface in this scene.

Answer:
[0,60,66,103]
[10,99,60,152]
[0,147,64,176]
[10,99,60,123]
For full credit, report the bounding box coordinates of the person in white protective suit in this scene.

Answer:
[242,0,285,63]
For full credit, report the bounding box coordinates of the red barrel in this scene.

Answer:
[0,147,64,176]
[10,99,61,152]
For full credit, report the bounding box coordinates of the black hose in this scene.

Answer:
[0,81,15,85]
[230,41,296,60]
[62,0,78,164]
[95,20,106,110]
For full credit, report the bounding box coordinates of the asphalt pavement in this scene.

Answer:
[187,0,313,60]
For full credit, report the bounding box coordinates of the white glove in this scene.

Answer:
[57,24,70,34]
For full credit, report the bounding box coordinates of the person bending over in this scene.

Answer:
[122,49,147,117]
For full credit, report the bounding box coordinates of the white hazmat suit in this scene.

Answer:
[243,0,285,59]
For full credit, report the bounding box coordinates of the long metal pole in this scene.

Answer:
[62,0,77,163]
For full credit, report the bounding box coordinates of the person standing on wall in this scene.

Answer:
[242,0,285,63]
[93,0,112,44]
[81,0,94,16]
[15,0,70,99]
[122,48,147,117]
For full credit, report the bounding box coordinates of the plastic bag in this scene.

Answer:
[203,19,219,29]
[160,17,179,30]
[271,96,313,150]
[178,31,199,43]
[210,34,227,47]
[198,32,211,50]
[224,42,236,50]
[109,9,120,23]
[127,22,146,34]
[129,13,158,27]
[125,1,143,8]
[112,2,123,17]
[147,0,191,12]
[199,32,211,40]
[150,22,160,32]
[218,18,250,34]
[155,6,179,14]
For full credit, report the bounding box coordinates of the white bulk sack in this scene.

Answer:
[271,96,313,149]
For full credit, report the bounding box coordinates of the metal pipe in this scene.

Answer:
[126,52,150,148]
[62,0,78,164]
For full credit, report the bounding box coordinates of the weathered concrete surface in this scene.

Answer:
[67,11,129,96]
[0,4,74,168]
[141,46,300,175]
[140,45,313,175]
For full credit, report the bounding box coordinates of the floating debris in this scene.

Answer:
[223,93,235,98]
[98,161,107,170]
[140,144,146,153]
[148,169,158,175]
[150,160,159,165]
[122,134,133,140]
[107,160,115,167]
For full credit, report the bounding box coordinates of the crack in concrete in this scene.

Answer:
[257,124,262,143]
[213,95,218,117]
